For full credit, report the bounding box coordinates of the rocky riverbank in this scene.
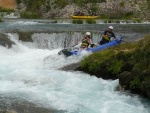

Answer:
[0,0,150,21]
[17,0,150,21]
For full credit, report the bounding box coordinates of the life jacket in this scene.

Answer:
[103,30,112,41]
[106,31,111,38]
[81,38,90,47]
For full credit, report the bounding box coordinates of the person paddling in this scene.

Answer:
[99,26,116,45]
[79,32,92,49]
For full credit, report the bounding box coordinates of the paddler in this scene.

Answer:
[79,32,93,49]
[99,26,116,45]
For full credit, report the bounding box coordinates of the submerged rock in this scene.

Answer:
[60,62,81,71]
[0,96,63,113]
[118,71,133,90]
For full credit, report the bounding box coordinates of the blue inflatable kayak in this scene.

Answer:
[58,36,122,57]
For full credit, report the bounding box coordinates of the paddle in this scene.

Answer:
[72,42,81,47]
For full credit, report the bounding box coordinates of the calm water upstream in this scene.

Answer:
[0,19,150,113]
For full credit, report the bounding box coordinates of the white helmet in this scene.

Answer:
[86,32,91,36]
[108,26,113,29]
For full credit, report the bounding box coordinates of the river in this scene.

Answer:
[0,19,150,113]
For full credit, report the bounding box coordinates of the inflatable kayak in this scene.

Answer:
[58,36,122,57]
[71,16,99,19]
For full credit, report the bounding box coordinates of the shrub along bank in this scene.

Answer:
[78,34,150,98]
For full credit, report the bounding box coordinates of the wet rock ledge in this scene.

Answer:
[0,33,15,48]
[0,96,63,113]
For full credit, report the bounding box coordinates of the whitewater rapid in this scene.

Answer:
[0,33,150,113]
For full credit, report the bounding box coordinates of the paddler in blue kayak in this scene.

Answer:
[79,32,93,49]
[99,26,116,45]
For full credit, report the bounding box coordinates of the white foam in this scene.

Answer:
[0,33,150,113]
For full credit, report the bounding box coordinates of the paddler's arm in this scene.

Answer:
[112,33,117,40]
[102,34,110,40]
[89,38,92,45]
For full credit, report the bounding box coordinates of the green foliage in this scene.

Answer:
[86,19,96,24]
[55,0,69,9]
[122,12,134,19]
[107,59,124,75]
[20,11,40,19]
[24,0,68,11]
[24,0,44,12]
[130,35,150,70]
[103,10,134,20]
[72,19,83,24]
[108,19,112,23]
[33,1,43,11]
[119,1,125,7]
[134,0,137,4]
[110,11,134,20]
[72,0,106,7]
[80,49,115,74]
[0,18,2,22]
[0,7,15,12]
[16,0,22,4]
[73,0,106,4]
[147,0,150,10]
[73,0,85,7]
[100,14,109,19]
[132,18,142,23]
[79,34,150,81]
[19,0,140,20]
[89,3,99,16]
[130,77,141,90]
[125,12,134,17]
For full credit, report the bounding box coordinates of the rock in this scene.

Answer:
[0,96,62,113]
[17,32,33,42]
[118,71,133,90]
[0,34,15,48]
[141,80,150,98]
[17,3,26,11]
[60,62,81,71]
[1,110,17,113]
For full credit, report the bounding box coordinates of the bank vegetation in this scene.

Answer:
[14,0,150,21]
[78,34,150,99]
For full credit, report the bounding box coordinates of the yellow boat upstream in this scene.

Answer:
[71,15,99,19]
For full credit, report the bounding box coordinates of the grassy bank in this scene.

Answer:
[20,11,40,19]
[78,34,150,98]
[0,7,15,12]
